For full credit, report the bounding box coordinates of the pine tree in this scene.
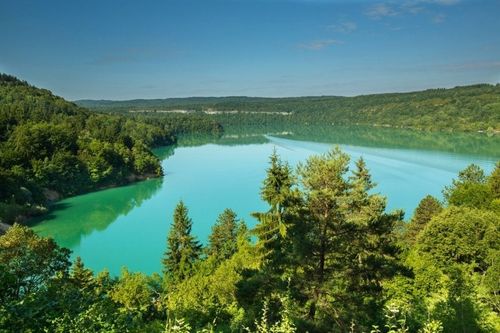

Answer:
[261,149,294,214]
[297,147,351,323]
[346,159,403,327]
[405,195,443,244]
[296,149,402,329]
[348,157,377,222]
[350,157,375,193]
[71,256,94,290]
[208,208,242,262]
[241,150,299,313]
[253,149,295,268]
[162,201,201,282]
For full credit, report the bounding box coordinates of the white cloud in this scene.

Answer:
[365,3,398,19]
[365,0,460,20]
[298,39,343,50]
[328,21,357,33]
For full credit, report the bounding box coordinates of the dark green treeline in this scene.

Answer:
[77,83,500,132]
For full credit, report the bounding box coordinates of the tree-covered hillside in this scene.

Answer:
[77,84,500,132]
[0,74,221,224]
[1,151,498,332]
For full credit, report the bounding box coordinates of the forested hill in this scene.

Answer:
[0,74,221,224]
[77,84,500,132]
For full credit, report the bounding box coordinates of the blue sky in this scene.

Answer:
[1,0,499,100]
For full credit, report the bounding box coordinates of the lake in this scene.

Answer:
[32,126,500,276]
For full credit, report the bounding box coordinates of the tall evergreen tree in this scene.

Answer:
[71,256,95,291]
[345,158,403,327]
[208,208,243,262]
[295,149,402,330]
[347,157,376,221]
[260,149,294,215]
[240,150,300,319]
[296,147,351,324]
[405,195,443,244]
[253,149,296,269]
[162,201,201,282]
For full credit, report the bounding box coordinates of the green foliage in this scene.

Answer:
[419,320,444,333]
[384,164,500,333]
[292,147,403,330]
[251,297,297,333]
[166,233,259,330]
[164,318,192,333]
[443,164,486,201]
[71,256,94,290]
[110,268,154,314]
[163,201,202,282]
[447,182,493,209]
[0,224,71,299]
[417,206,498,272]
[260,149,295,213]
[0,145,498,332]
[488,162,500,198]
[208,208,245,263]
[77,83,500,132]
[253,150,297,270]
[405,195,443,244]
[443,163,499,211]
[0,74,176,224]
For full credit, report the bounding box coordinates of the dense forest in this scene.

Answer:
[1,151,498,332]
[77,84,500,132]
[0,74,221,224]
[1,73,499,332]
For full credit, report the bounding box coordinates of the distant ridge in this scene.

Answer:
[75,84,497,107]
[75,84,500,132]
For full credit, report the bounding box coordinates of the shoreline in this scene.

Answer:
[2,172,164,229]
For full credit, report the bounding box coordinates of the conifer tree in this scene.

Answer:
[253,149,295,269]
[297,147,351,323]
[71,256,94,290]
[242,150,299,315]
[405,195,443,244]
[346,158,403,327]
[261,149,294,215]
[208,208,243,262]
[296,149,402,329]
[348,157,377,221]
[162,201,201,282]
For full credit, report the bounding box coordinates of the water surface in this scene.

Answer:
[33,126,499,275]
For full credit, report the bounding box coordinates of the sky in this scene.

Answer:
[1,0,499,100]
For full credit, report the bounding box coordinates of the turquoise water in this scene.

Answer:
[32,129,498,276]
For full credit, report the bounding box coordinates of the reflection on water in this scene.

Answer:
[32,178,163,249]
[222,124,500,158]
[153,145,176,161]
